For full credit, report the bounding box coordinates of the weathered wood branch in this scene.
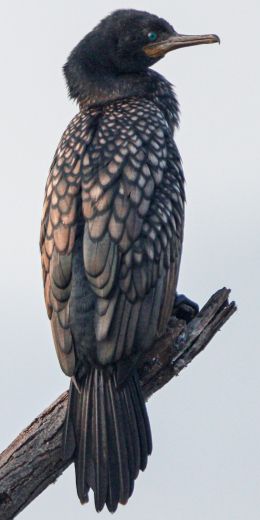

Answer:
[0,288,236,519]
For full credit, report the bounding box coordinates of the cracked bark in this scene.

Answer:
[0,288,236,519]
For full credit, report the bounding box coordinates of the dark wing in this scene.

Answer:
[82,98,185,366]
[40,109,99,375]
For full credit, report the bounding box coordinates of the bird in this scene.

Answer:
[40,9,219,513]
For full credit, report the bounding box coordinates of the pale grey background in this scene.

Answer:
[0,0,259,518]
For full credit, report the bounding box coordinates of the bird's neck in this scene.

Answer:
[78,71,154,106]
[64,59,179,129]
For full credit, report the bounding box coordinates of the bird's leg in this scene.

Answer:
[173,293,199,323]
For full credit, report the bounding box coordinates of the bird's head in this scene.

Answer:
[64,9,219,102]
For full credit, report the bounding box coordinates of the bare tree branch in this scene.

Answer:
[0,288,236,519]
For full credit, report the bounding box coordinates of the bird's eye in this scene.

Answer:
[147,32,158,42]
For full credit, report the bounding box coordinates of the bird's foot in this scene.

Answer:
[173,293,199,323]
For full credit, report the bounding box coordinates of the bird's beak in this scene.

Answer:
[143,33,220,59]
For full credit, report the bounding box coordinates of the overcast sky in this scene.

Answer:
[0,0,259,518]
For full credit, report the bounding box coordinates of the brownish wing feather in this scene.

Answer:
[40,109,100,375]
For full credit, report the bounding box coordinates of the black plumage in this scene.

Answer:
[40,9,219,512]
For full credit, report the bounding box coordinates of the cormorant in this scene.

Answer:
[40,9,219,512]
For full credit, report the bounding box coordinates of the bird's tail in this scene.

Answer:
[62,366,152,512]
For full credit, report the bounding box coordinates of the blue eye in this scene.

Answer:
[148,32,158,42]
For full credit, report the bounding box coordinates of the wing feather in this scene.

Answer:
[40,110,100,375]
[41,98,184,373]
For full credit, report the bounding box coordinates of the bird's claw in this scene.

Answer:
[173,293,199,323]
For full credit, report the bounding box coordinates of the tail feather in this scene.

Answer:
[63,366,152,512]
[105,375,120,513]
[129,374,149,471]
[94,369,108,511]
[108,374,130,504]
[133,372,153,455]
[121,382,141,480]
[75,368,93,502]
[121,384,138,483]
